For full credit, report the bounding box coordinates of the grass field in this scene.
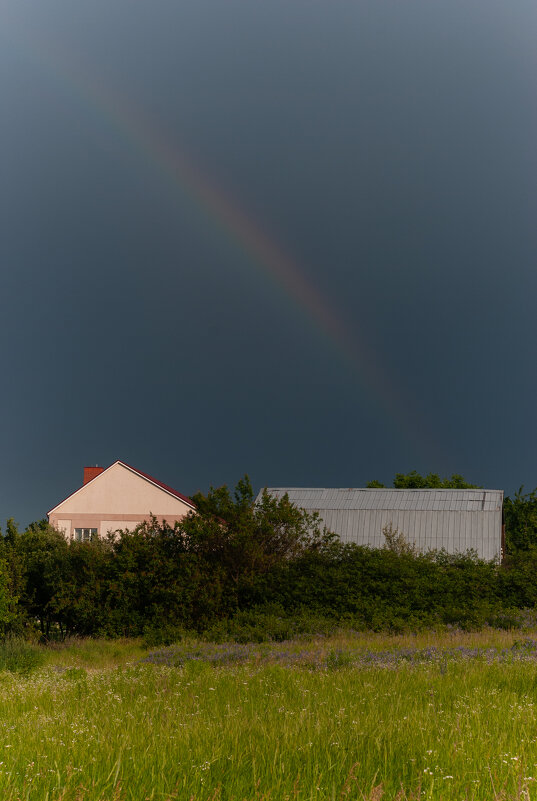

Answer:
[1,631,537,800]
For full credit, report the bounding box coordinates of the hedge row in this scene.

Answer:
[1,477,537,641]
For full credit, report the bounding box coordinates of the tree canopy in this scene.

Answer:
[183,476,334,583]
[366,471,481,489]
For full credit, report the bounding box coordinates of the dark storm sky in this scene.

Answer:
[2,0,536,526]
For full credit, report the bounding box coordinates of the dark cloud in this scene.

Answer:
[1,0,536,525]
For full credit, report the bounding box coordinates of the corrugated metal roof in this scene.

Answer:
[259,488,503,512]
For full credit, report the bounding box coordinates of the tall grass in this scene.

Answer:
[0,633,536,799]
[42,636,147,670]
[0,637,45,674]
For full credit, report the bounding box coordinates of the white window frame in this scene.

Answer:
[73,528,97,542]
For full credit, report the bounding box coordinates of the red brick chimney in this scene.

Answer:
[83,466,104,485]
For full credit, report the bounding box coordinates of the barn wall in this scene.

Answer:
[315,509,501,560]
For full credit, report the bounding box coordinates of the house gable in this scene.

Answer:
[49,461,195,518]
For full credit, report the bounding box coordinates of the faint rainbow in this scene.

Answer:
[5,24,436,459]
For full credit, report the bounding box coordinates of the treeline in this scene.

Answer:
[2,476,537,642]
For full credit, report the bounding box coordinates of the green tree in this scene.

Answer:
[15,521,71,639]
[179,476,335,618]
[185,476,332,579]
[503,487,537,553]
[367,471,480,489]
[104,518,217,635]
[4,518,19,545]
[56,538,113,637]
[0,559,19,636]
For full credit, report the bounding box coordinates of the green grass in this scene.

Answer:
[42,636,148,670]
[0,632,537,799]
[0,638,45,674]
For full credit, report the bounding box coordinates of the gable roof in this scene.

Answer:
[48,460,196,515]
[259,488,504,513]
[118,461,195,507]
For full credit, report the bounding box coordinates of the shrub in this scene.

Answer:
[201,607,340,643]
[142,623,188,648]
[0,637,45,674]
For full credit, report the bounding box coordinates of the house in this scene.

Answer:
[257,487,504,561]
[48,460,196,541]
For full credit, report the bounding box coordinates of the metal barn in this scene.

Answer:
[260,488,504,561]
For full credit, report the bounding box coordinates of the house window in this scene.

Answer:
[73,528,97,542]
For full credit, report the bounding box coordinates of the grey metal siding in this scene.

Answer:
[258,488,503,560]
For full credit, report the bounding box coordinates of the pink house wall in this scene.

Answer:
[48,462,195,540]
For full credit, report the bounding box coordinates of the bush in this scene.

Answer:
[9,486,537,638]
[0,637,45,674]
[201,606,340,643]
[142,623,188,648]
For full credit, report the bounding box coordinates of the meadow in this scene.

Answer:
[1,631,537,800]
